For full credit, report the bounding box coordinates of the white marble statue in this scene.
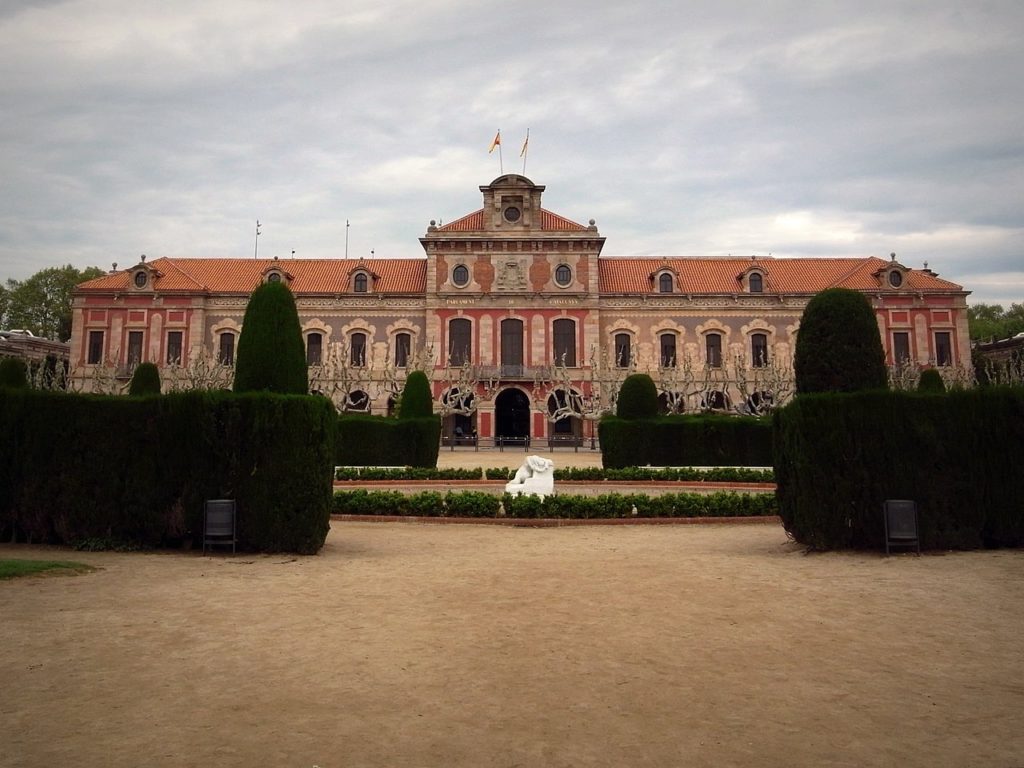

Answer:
[504,455,556,499]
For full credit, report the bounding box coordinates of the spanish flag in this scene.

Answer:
[520,130,529,157]
[488,131,501,153]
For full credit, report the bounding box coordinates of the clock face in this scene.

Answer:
[503,206,521,222]
[134,271,147,288]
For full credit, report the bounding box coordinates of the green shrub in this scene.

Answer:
[616,373,659,419]
[233,281,308,394]
[600,413,772,468]
[917,368,946,393]
[398,370,434,418]
[0,358,28,389]
[336,413,441,467]
[773,387,1024,550]
[0,389,334,553]
[793,288,888,394]
[128,362,161,395]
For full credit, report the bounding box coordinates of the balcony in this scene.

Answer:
[475,364,555,381]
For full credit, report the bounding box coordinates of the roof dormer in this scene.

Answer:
[261,257,294,287]
[650,264,680,293]
[129,255,163,292]
[875,252,910,290]
[347,260,380,293]
[737,259,768,293]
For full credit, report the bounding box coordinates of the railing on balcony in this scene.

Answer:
[475,364,556,381]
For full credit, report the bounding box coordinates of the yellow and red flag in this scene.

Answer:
[488,131,501,153]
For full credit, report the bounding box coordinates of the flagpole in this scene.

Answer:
[521,128,530,175]
[498,140,504,174]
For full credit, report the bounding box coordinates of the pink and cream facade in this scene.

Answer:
[71,174,971,441]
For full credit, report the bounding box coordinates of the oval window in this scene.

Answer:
[889,271,903,288]
[554,264,572,287]
[452,264,470,287]
[134,271,147,288]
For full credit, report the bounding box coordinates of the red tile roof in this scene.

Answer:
[435,208,588,232]
[598,256,964,294]
[77,258,427,294]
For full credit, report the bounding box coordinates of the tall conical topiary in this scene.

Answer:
[917,368,946,393]
[0,357,28,389]
[794,288,888,394]
[233,281,308,394]
[128,362,162,395]
[616,373,659,419]
[398,370,434,418]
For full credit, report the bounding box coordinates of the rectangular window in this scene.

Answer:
[166,331,183,365]
[934,332,952,367]
[660,334,677,368]
[614,333,631,368]
[553,319,576,367]
[705,334,722,368]
[448,319,471,366]
[87,331,104,364]
[893,332,911,364]
[395,333,411,367]
[307,333,323,366]
[351,333,366,367]
[127,331,144,366]
[219,333,235,365]
[751,333,768,367]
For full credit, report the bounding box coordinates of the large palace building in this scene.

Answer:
[71,174,970,443]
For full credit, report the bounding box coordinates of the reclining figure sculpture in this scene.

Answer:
[504,455,556,500]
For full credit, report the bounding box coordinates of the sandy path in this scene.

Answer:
[2,523,1022,768]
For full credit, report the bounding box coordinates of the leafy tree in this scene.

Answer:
[0,357,28,389]
[917,368,946,393]
[1,265,105,341]
[968,302,1024,341]
[398,370,433,418]
[794,288,888,394]
[128,362,162,395]
[233,281,308,394]
[616,373,659,419]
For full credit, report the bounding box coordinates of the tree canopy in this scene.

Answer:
[1,265,105,341]
[233,281,308,394]
[793,288,888,394]
[968,303,1024,342]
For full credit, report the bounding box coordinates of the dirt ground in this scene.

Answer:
[2,523,1022,767]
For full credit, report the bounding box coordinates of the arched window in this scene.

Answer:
[552,318,576,366]
[614,333,632,368]
[353,273,368,293]
[218,332,235,365]
[659,333,677,368]
[448,318,471,366]
[452,264,470,287]
[306,332,323,366]
[751,333,768,367]
[394,332,411,368]
[749,273,763,293]
[350,332,367,366]
[659,273,674,293]
[705,333,722,368]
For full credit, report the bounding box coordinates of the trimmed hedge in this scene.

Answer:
[332,489,777,519]
[0,358,28,389]
[335,466,775,483]
[398,370,433,418]
[616,373,659,419]
[336,413,441,467]
[233,281,308,395]
[773,387,1024,550]
[0,389,334,553]
[128,362,161,395]
[917,368,946,393]
[599,413,773,468]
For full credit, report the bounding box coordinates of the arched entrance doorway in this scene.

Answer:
[495,387,530,439]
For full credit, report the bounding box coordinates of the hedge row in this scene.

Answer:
[599,413,773,468]
[335,414,441,468]
[0,389,335,553]
[334,466,775,483]
[332,489,777,519]
[773,387,1024,550]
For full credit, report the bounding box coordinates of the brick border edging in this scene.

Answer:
[333,514,782,527]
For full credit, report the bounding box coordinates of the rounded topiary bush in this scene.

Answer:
[128,362,162,395]
[793,287,888,394]
[398,370,433,418]
[234,281,308,394]
[616,373,659,419]
[0,357,28,389]
[917,368,946,393]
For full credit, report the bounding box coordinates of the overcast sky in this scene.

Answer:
[1,1,1022,305]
